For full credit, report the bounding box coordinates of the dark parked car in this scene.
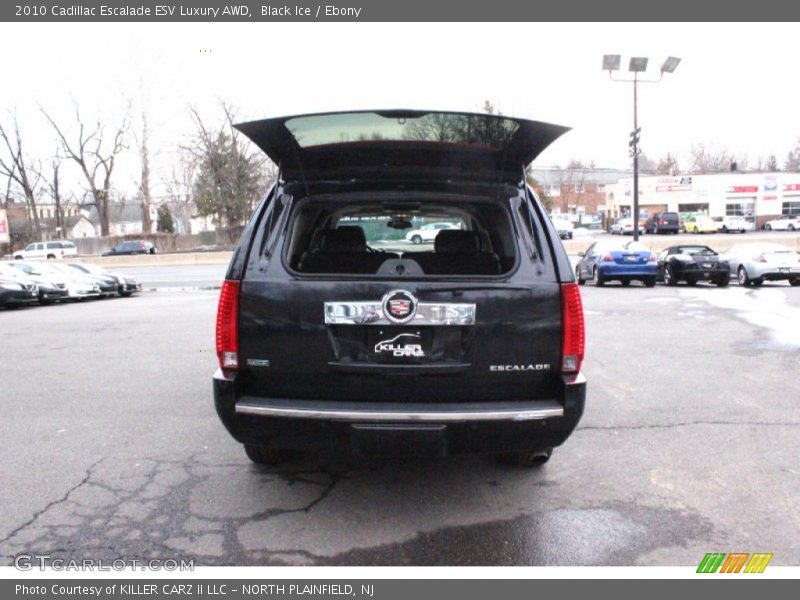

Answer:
[575,240,657,287]
[657,245,730,287]
[213,109,586,467]
[645,212,681,234]
[101,240,156,256]
[0,277,39,308]
[3,262,69,304]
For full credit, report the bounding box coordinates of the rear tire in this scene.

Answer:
[244,444,302,466]
[765,224,772,231]
[47,254,56,259]
[593,267,605,287]
[411,235,422,245]
[644,277,656,288]
[621,279,631,287]
[738,266,751,286]
[576,265,585,285]
[790,279,800,287]
[664,265,678,286]
[789,224,796,231]
[686,278,698,287]
[716,276,730,287]
[751,278,764,287]
[500,447,553,467]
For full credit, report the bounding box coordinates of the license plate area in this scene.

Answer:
[368,327,433,363]
[779,267,791,273]
[350,424,447,457]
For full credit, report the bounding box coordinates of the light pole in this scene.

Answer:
[603,55,681,241]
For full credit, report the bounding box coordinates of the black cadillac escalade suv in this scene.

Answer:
[213,110,586,467]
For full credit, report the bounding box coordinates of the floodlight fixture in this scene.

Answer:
[602,54,621,71]
[661,56,681,74]
[628,57,649,73]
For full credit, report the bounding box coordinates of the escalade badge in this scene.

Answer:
[382,290,418,324]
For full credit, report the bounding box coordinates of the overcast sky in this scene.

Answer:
[1,22,799,196]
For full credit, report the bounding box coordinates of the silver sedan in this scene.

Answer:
[719,243,800,287]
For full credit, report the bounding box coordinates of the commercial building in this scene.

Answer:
[604,171,800,229]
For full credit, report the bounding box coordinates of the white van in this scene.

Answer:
[13,240,78,260]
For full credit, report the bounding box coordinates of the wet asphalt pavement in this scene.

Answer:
[1,281,799,566]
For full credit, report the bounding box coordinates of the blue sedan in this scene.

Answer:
[576,241,657,287]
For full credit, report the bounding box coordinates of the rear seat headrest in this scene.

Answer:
[318,226,367,253]
[434,230,480,254]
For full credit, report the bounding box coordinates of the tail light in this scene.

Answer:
[601,254,613,262]
[648,253,657,262]
[754,255,767,263]
[560,282,585,374]
[216,280,240,370]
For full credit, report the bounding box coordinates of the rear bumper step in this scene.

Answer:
[235,398,564,422]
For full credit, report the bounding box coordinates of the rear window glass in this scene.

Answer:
[286,112,520,150]
[284,198,517,277]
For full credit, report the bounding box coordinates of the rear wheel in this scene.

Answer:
[765,224,772,231]
[47,254,56,259]
[751,278,764,288]
[621,279,631,287]
[644,277,656,288]
[716,276,730,287]
[686,278,698,287]
[664,265,678,286]
[790,279,800,287]
[411,235,422,245]
[244,444,303,466]
[576,265,585,285]
[593,267,605,287]
[789,224,796,231]
[737,266,750,286]
[500,447,553,467]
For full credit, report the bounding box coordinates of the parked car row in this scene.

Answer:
[0,261,141,309]
[576,241,800,288]
[609,212,800,235]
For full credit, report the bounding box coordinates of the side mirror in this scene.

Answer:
[577,251,585,257]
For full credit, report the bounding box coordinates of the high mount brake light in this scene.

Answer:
[560,282,585,374]
[216,280,240,370]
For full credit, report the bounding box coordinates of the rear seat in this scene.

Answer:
[411,230,501,275]
[298,226,392,274]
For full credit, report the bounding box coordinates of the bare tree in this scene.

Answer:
[42,103,130,236]
[0,114,43,238]
[35,152,79,239]
[138,111,153,234]
[688,143,746,173]
[164,148,199,234]
[785,137,800,171]
[656,153,680,175]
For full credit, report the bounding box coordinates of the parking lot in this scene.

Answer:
[1,272,799,566]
